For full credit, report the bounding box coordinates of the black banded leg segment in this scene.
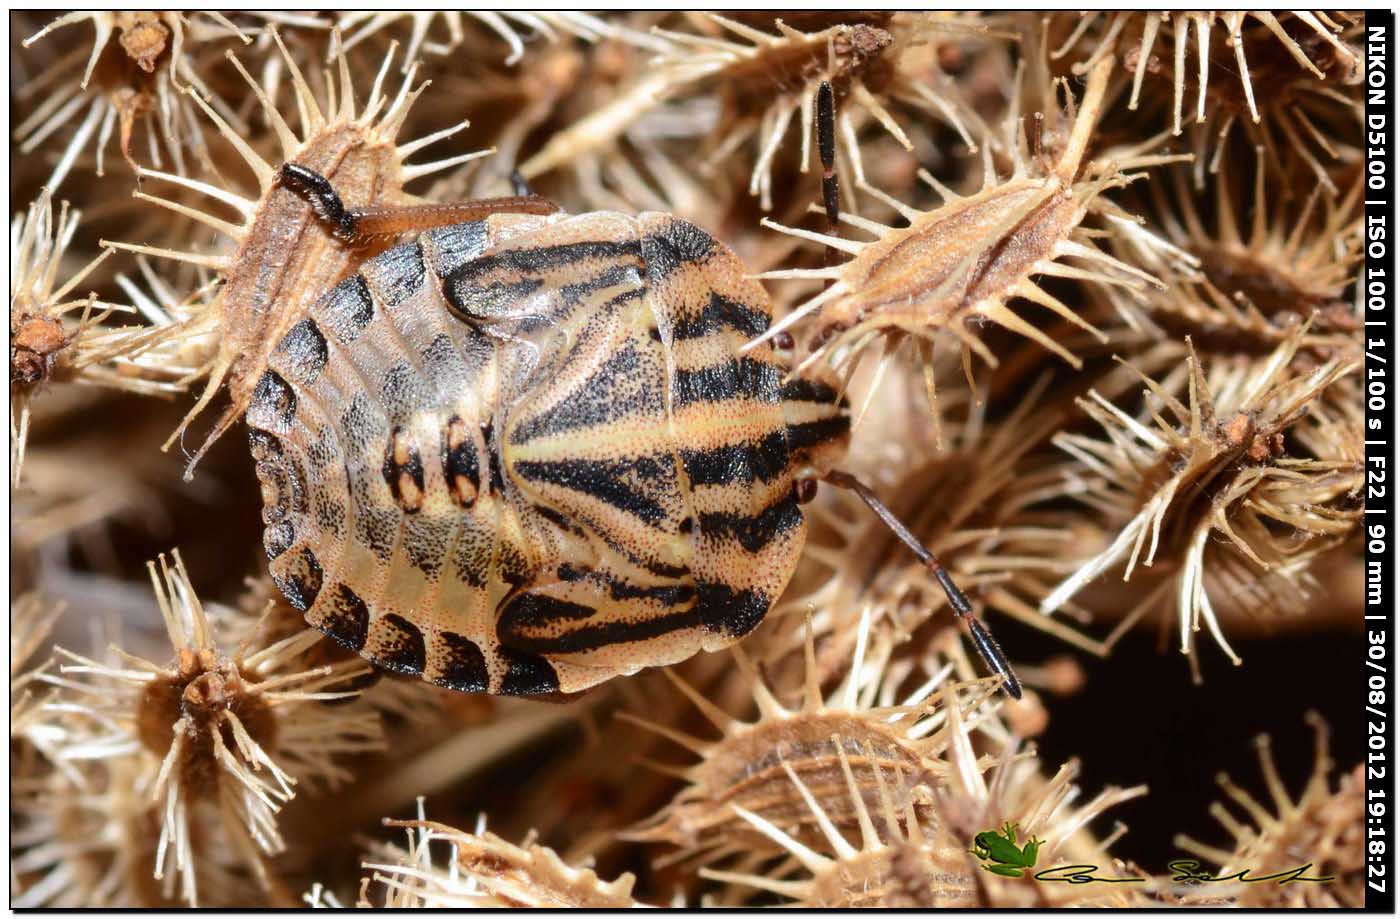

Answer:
[823,470,1023,699]
[278,162,560,245]
[816,81,840,232]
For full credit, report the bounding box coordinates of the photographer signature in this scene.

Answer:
[1029,859,1335,886]
[971,823,1334,886]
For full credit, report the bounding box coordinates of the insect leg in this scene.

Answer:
[823,470,1023,699]
[278,163,560,245]
[816,80,840,232]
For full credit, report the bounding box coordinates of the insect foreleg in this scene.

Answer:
[278,162,560,245]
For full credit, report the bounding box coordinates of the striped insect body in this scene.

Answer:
[248,163,1019,698]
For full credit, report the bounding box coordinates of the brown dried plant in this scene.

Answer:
[1051,12,1360,137]
[1173,713,1363,907]
[755,51,1168,411]
[15,12,259,188]
[8,11,1366,910]
[702,682,1148,906]
[1039,327,1360,677]
[348,808,649,908]
[24,551,385,905]
[626,610,1013,869]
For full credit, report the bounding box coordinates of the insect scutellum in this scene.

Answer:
[266,150,1020,700]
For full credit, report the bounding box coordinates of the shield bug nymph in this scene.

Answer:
[246,158,1021,699]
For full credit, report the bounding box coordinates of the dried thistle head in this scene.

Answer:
[39,550,384,905]
[699,740,985,906]
[11,593,67,789]
[11,747,251,908]
[347,806,645,907]
[336,11,623,69]
[105,29,488,475]
[701,681,1148,906]
[10,190,121,486]
[15,11,258,188]
[1040,327,1361,677]
[755,52,1168,408]
[642,13,969,211]
[626,611,1012,868]
[1050,12,1360,139]
[1108,150,1361,364]
[521,12,996,213]
[1174,713,1363,907]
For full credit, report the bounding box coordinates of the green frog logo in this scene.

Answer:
[970,822,1044,878]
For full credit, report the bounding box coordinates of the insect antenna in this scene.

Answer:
[823,470,1022,699]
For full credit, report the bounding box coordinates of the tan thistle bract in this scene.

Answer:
[1174,714,1363,907]
[754,53,1168,410]
[1040,326,1361,676]
[700,681,1148,907]
[626,612,1009,866]
[361,812,647,907]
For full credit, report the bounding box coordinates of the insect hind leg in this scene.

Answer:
[277,162,560,245]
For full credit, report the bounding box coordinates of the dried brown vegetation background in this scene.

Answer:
[11,11,1364,908]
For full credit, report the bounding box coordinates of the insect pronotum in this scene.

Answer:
[247,120,1021,699]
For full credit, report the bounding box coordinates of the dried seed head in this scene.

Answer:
[1040,326,1361,677]
[16,11,254,187]
[645,14,906,211]
[106,29,490,476]
[520,12,992,209]
[355,806,646,907]
[11,594,66,775]
[11,749,246,908]
[9,190,123,487]
[703,682,1148,906]
[699,744,983,907]
[754,53,1168,408]
[1174,713,1362,907]
[626,610,1010,867]
[1107,150,1361,363]
[1051,12,1360,138]
[337,11,625,69]
[39,550,385,905]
